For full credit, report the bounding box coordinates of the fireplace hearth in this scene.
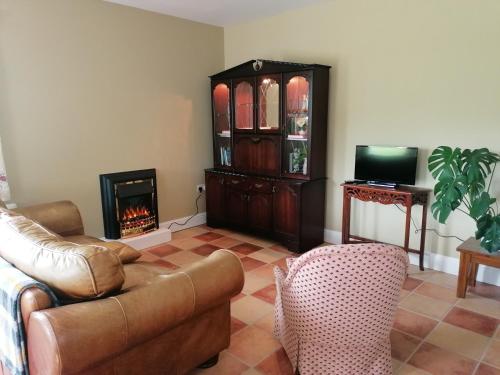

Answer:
[99,169,159,239]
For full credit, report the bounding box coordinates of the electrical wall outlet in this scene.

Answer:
[196,184,206,193]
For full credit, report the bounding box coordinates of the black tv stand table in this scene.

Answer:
[341,183,431,271]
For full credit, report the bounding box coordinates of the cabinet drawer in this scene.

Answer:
[225,175,249,191]
[250,180,274,194]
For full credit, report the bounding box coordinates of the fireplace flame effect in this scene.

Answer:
[121,206,151,222]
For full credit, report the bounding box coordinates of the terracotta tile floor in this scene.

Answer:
[139,226,500,375]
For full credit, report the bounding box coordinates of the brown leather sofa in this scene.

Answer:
[0,201,244,375]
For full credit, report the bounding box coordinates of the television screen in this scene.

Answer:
[354,145,418,185]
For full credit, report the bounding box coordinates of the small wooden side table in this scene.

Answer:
[456,238,500,298]
[341,183,431,271]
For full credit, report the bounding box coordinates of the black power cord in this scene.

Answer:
[167,191,204,230]
[393,204,465,242]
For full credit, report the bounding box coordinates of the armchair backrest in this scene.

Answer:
[279,244,408,347]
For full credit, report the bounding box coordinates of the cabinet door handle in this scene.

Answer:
[231,179,240,184]
[255,183,263,188]
[272,186,279,193]
[219,178,224,185]
[251,137,261,144]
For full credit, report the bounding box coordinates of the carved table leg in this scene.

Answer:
[419,203,428,271]
[342,191,351,244]
[404,204,412,253]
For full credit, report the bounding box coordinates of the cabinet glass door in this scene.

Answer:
[257,75,280,132]
[234,79,254,131]
[284,74,311,177]
[213,82,232,167]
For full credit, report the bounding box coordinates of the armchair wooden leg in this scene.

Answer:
[197,354,219,369]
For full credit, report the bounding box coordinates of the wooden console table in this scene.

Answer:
[456,238,500,298]
[341,183,431,270]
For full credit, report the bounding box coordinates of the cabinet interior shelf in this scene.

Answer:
[287,136,308,141]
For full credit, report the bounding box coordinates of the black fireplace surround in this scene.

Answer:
[99,169,159,239]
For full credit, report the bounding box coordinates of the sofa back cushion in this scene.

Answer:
[0,209,125,300]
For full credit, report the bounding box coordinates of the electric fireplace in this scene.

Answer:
[99,169,159,239]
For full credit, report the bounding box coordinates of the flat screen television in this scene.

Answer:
[354,145,418,186]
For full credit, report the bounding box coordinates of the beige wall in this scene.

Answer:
[225,0,500,257]
[0,0,223,236]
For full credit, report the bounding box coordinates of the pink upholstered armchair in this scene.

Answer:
[274,243,409,375]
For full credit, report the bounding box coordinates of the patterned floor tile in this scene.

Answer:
[425,322,490,360]
[390,329,422,362]
[254,313,275,335]
[396,363,432,374]
[171,226,207,239]
[231,295,274,325]
[247,248,287,264]
[231,317,247,335]
[469,282,500,302]
[231,243,263,256]
[242,273,274,294]
[210,236,243,249]
[167,237,206,250]
[146,243,182,257]
[426,272,459,290]
[399,293,453,320]
[403,277,424,291]
[456,294,500,320]
[247,264,277,282]
[231,292,247,303]
[187,351,248,375]
[228,326,281,366]
[137,225,500,374]
[163,249,205,266]
[414,282,458,304]
[242,369,264,375]
[255,348,294,375]
[240,257,267,272]
[393,308,439,338]
[483,339,500,368]
[137,252,159,262]
[476,363,500,375]
[408,342,477,375]
[252,284,277,305]
[443,307,499,337]
[193,231,224,242]
[191,243,219,256]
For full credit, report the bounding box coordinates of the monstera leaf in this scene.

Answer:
[462,148,500,197]
[470,192,496,220]
[429,146,500,253]
[428,146,463,180]
[478,215,500,252]
[431,175,467,223]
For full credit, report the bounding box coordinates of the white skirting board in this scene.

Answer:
[324,229,500,287]
[101,213,206,250]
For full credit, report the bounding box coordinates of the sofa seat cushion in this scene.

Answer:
[64,236,141,264]
[0,209,125,300]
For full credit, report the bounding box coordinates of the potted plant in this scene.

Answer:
[428,146,500,252]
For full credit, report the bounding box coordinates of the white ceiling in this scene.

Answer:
[104,0,329,26]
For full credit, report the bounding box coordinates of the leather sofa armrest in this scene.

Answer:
[27,249,244,375]
[20,287,54,332]
[14,201,84,237]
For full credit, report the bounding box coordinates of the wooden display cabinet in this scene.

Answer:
[206,60,330,252]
